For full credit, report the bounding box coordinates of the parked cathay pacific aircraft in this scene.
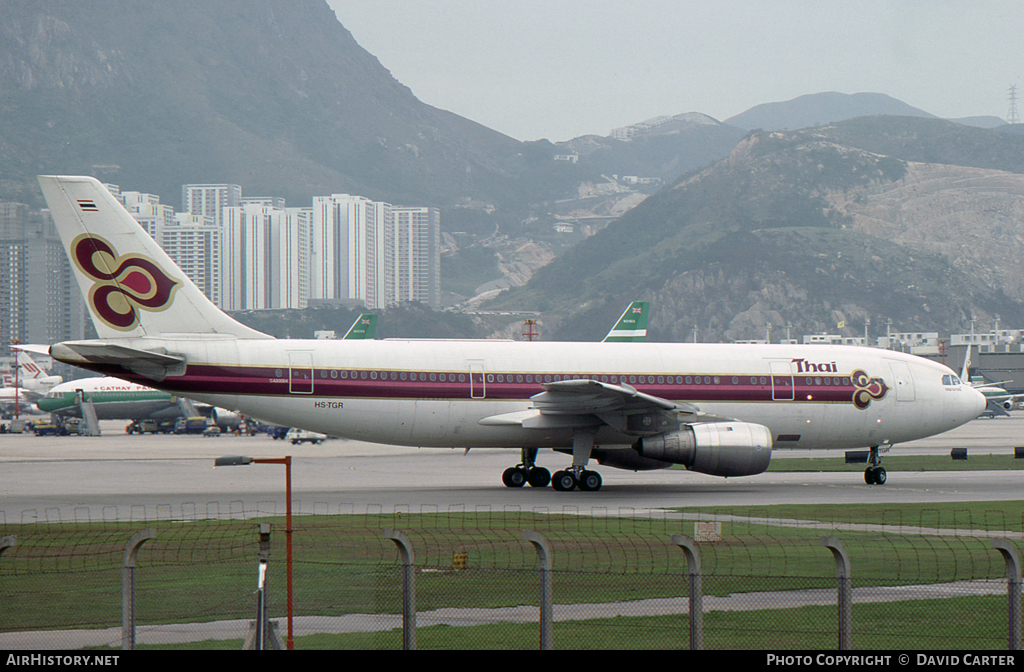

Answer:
[37,176,985,490]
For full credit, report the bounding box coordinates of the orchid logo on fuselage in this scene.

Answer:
[70,234,181,331]
[851,369,889,409]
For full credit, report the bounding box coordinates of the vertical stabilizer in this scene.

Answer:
[960,345,972,382]
[343,314,377,340]
[603,302,649,342]
[37,176,270,340]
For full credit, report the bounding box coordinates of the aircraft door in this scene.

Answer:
[289,351,314,395]
[888,361,916,402]
[769,360,795,401]
[468,361,485,399]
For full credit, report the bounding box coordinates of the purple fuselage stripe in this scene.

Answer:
[86,363,860,405]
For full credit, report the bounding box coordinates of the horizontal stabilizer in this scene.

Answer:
[50,342,186,382]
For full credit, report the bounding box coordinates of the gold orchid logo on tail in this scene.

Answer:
[71,234,181,331]
[851,369,889,409]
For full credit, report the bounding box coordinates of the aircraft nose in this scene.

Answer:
[968,386,987,419]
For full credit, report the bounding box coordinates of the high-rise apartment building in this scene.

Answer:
[274,207,312,310]
[182,183,242,229]
[0,201,84,355]
[311,195,438,310]
[389,206,441,309]
[222,204,311,310]
[162,213,221,307]
[311,194,388,309]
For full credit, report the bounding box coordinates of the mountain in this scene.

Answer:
[0,0,578,210]
[493,116,1024,342]
[556,113,746,183]
[725,92,936,131]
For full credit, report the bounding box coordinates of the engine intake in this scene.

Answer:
[633,421,773,477]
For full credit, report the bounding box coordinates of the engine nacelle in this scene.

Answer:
[633,421,773,477]
[1003,400,1015,411]
[593,448,672,472]
[212,407,242,431]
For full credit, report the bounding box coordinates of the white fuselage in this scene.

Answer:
[81,338,985,452]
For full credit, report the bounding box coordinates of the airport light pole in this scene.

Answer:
[214,455,294,650]
[10,339,20,419]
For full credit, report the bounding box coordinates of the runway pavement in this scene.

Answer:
[2,416,1023,523]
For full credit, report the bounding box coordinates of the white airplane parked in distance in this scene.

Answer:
[960,345,1024,416]
[38,175,985,489]
[0,351,63,416]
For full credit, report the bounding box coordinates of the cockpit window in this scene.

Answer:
[941,374,962,386]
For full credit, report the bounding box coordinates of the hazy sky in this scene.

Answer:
[328,1,1024,142]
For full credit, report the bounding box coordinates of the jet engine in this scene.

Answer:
[211,407,242,431]
[633,421,773,477]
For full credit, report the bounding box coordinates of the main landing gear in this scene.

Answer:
[864,445,887,486]
[501,432,604,492]
[552,468,602,492]
[502,448,552,488]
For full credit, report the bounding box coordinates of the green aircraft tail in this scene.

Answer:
[343,314,377,340]
[603,302,649,342]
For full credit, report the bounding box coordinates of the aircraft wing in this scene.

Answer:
[480,378,729,434]
[986,399,1012,417]
[50,342,187,382]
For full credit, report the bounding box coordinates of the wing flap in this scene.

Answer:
[532,378,696,414]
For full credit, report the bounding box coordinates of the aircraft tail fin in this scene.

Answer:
[960,345,972,382]
[15,353,45,379]
[603,301,649,342]
[343,314,377,340]
[37,176,270,341]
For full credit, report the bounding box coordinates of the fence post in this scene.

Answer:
[383,529,416,651]
[992,539,1022,650]
[821,536,852,650]
[121,528,155,651]
[671,534,703,650]
[523,530,553,650]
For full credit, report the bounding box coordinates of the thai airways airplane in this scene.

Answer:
[37,175,985,490]
[0,352,62,416]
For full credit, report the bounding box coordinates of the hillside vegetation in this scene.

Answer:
[496,117,1024,342]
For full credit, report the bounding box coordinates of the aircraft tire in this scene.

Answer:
[551,470,577,491]
[502,467,527,488]
[864,466,887,486]
[577,470,602,492]
[527,467,551,488]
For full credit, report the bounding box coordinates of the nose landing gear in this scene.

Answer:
[864,445,887,485]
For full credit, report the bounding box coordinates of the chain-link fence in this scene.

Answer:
[1,506,1022,649]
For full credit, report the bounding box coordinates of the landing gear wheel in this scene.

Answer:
[551,470,577,491]
[864,466,887,486]
[527,467,551,488]
[577,470,603,492]
[502,467,527,488]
